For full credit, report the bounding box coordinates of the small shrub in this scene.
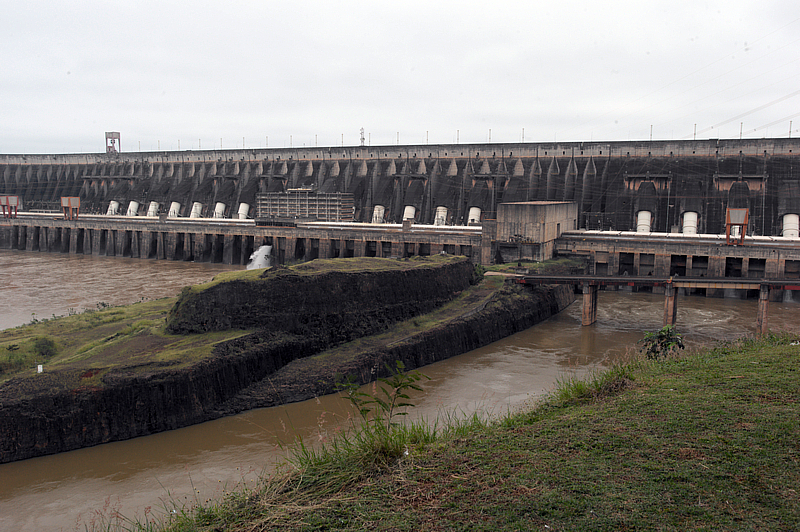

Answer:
[471,264,486,284]
[33,336,58,358]
[638,325,684,360]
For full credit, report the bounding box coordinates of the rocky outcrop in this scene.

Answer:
[166,257,475,337]
[0,258,573,464]
[212,283,575,411]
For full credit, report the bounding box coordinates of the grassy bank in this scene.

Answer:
[138,333,799,531]
[0,298,251,394]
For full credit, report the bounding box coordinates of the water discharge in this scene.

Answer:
[246,245,272,270]
[0,250,798,530]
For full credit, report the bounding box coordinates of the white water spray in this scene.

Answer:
[247,245,272,270]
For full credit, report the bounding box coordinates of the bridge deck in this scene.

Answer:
[516,275,800,291]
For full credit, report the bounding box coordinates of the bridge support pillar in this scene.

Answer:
[757,284,769,336]
[581,283,598,326]
[664,285,678,326]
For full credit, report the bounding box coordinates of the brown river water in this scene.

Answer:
[1,249,798,531]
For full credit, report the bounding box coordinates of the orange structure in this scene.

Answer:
[0,196,19,219]
[61,197,80,220]
[725,208,749,245]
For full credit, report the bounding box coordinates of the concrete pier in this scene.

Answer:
[0,214,487,266]
[582,284,598,326]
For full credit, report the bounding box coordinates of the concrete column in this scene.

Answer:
[52,227,62,252]
[40,227,49,253]
[240,236,252,265]
[391,241,403,258]
[582,284,598,326]
[16,226,26,250]
[354,240,366,257]
[116,231,128,257]
[339,239,347,258]
[69,230,79,254]
[685,255,693,276]
[609,252,620,276]
[707,256,725,297]
[757,284,769,336]
[60,228,70,253]
[664,285,678,326]
[193,235,205,262]
[654,254,670,277]
[156,232,166,260]
[163,233,176,260]
[211,235,225,263]
[131,232,140,258]
[708,256,725,277]
[480,239,492,265]
[319,239,332,259]
[633,253,641,276]
[91,229,102,255]
[222,235,234,264]
[285,237,297,261]
[25,227,36,251]
[741,258,750,278]
[766,258,780,278]
[9,226,19,250]
[106,230,117,256]
[82,229,92,255]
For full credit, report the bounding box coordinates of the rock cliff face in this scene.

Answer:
[212,282,576,412]
[166,257,475,338]
[0,258,573,464]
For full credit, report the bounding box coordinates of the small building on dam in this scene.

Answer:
[1,138,799,291]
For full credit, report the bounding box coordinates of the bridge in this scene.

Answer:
[515,275,800,335]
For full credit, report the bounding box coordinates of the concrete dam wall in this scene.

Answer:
[2,138,800,237]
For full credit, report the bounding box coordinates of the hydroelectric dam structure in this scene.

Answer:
[2,138,800,295]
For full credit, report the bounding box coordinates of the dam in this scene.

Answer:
[2,138,800,282]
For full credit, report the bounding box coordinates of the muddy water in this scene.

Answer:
[1,251,798,531]
[0,250,241,331]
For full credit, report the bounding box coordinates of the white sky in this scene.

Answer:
[2,0,799,154]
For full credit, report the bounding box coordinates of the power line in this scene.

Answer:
[691,89,800,137]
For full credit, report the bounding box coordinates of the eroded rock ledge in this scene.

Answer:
[0,257,573,463]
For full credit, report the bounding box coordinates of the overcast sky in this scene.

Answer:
[2,0,799,154]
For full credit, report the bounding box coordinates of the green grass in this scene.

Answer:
[126,333,800,532]
[0,298,251,392]
[485,256,587,275]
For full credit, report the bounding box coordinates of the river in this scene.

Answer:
[0,250,798,531]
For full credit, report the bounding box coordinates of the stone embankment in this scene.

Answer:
[0,257,573,463]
